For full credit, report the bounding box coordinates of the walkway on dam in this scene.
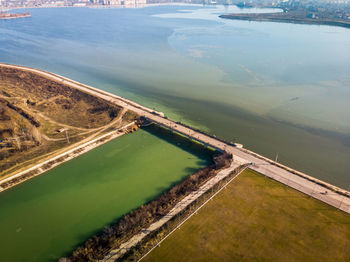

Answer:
[102,162,247,261]
[1,63,349,214]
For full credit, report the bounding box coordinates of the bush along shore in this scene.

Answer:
[65,152,232,261]
[119,163,249,262]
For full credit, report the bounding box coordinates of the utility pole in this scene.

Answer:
[310,183,317,198]
[65,129,70,144]
[338,185,350,211]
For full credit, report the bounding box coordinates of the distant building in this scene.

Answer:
[102,0,146,6]
[57,127,67,133]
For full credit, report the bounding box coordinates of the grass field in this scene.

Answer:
[143,169,350,262]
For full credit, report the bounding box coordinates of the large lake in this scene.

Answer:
[1,5,349,188]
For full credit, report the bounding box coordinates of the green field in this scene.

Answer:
[144,169,350,262]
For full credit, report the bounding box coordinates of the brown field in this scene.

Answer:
[0,67,138,178]
[142,169,350,262]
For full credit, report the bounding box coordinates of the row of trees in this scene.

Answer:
[5,100,40,127]
[67,153,232,261]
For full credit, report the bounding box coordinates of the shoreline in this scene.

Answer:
[0,13,31,20]
[5,3,204,11]
[0,63,349,213]
[219,13,350,29]
[102,162,247,261]
[0,63,349,260]
[6,4,350,31]
[0,122,136,193]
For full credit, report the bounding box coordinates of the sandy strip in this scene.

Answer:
[0,122,135,193]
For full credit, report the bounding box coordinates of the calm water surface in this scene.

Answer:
[0,127,213,261]
[0,5,349,187]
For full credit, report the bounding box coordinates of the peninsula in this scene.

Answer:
[1,63,349,211]
[221,0,350,29]
[219,11,350,28]
[0,63,349,262]
[0,11,30,19]
[0,64,139,191]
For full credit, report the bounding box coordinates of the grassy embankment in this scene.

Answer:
[142,169,350,262]
[0,66,138,179]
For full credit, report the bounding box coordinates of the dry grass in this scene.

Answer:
[0,66,137,177]
[143,169,350,262]
[0,67,122,128]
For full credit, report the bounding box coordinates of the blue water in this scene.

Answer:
[1,5,349,187]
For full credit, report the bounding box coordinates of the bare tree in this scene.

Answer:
[30,126,42,145]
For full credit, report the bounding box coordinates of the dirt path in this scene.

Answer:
[1,63,349,213]
[37,112,92,131]
[0,121,135,192]
[40,108,128,142]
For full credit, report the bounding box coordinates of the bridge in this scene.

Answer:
[1,63,349,214]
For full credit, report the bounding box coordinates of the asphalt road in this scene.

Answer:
[2,63,349,214]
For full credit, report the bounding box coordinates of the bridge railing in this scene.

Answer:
[144,117,237,148]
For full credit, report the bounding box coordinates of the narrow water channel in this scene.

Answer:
[0,126,214,262]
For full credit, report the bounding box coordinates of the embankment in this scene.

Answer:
[1,63,349,212]
[0,122,137,193]
[68,152,233,261]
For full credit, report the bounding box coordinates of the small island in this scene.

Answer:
[0,10,31,19]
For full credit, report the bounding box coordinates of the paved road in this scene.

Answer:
[1,63,349,214]
[102,162,246,261]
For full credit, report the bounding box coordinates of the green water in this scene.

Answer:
[0,127,213,261]
[0,5,349,261]
[1,5,349,188]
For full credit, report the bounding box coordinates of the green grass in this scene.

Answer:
[144,169,350,262]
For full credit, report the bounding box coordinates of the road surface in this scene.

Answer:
[1,63,349,213]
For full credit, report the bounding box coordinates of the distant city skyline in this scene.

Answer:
[1,0,350,9]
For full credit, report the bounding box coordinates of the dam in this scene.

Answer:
[1,63,349,214]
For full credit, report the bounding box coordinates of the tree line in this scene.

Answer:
[65,152,232,261]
